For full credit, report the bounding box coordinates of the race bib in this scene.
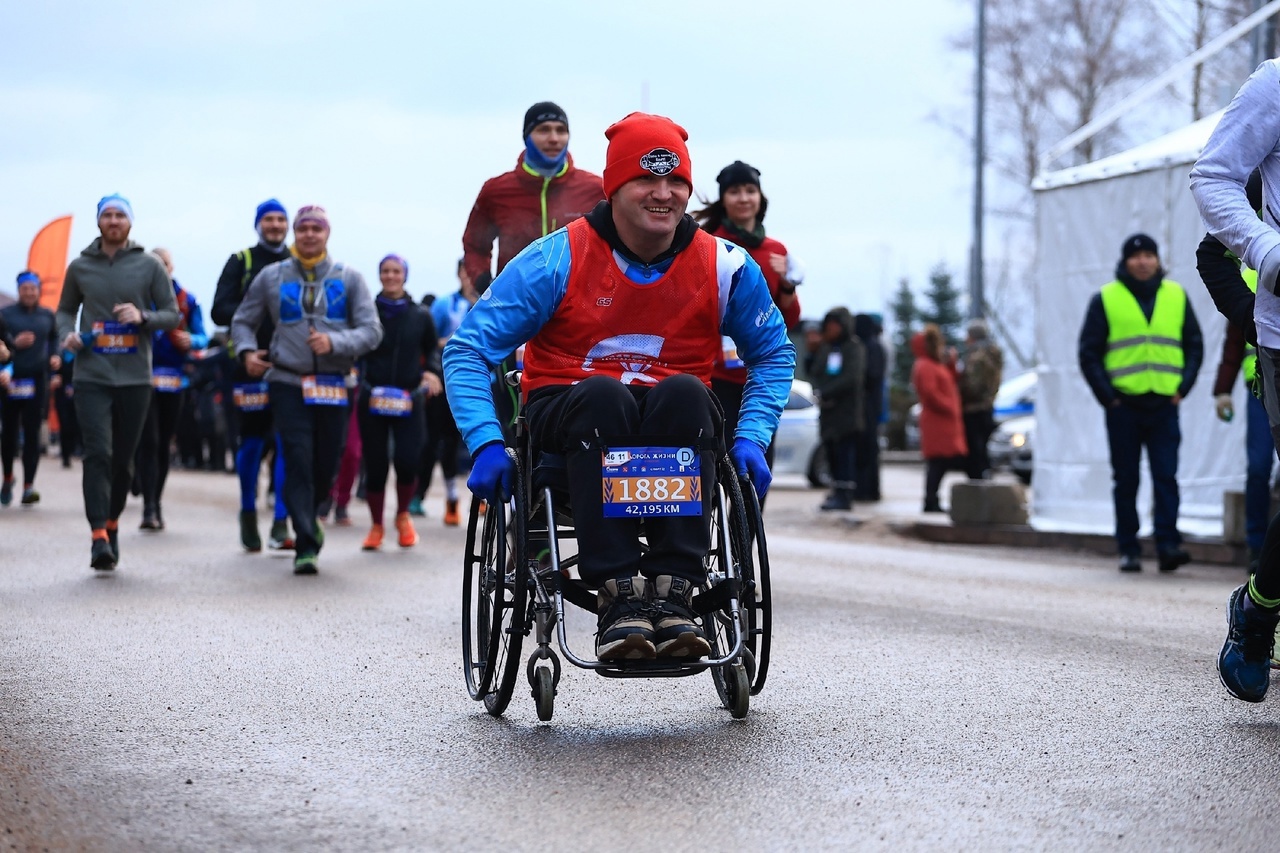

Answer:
[92,322,138,354]
[233,382,270,412]
[152,367,184,393]
[8,378,36,400]
[721,336,744,370]
[600,446,702,518]
[301,374,347,407]
[826,352,843,374]
[368,386,412,417]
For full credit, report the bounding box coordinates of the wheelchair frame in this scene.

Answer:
[460,420,772,722]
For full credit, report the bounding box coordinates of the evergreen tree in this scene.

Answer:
[888,277,917,393]
[920,262,964,349]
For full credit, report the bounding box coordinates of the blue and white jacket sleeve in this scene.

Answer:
[443,232,571,455]
[1190,59,1280,273]
[717,238,796,449]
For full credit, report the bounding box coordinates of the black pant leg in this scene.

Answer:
[109,386,152,522]
[527,377,644,586]
[0,393,20,481]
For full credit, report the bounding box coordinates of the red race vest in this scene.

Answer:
[522,219,722,399]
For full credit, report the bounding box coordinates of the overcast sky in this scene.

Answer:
[0,0,977,324]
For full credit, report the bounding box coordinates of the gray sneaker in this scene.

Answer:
[596,576,656,660]
[651,575,711,659]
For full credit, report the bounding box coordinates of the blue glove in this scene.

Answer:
[731,437,772,499]
[467,442,516,503]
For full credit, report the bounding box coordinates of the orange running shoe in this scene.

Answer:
[443,498,460,526]
[395,512,419,547]
[362,524,384,551]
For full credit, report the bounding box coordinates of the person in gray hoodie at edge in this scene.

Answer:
[56,194,180,572]
[1190,56,1280,706]
[230,205,382,575]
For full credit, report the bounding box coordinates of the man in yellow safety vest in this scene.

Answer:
[1078,233,1204,573]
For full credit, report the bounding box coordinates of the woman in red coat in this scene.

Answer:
[911,324,967,512]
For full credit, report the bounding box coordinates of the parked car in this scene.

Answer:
[988,413,1034,484]
[772,379,828,488]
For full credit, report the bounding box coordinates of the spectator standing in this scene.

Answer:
[911,324,967,513]
[853,313,886,501]
[1078,233,1202,573]
[810,307,864,511]
[957,319,1004,479]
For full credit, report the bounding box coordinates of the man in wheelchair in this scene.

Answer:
[443,112,794,662]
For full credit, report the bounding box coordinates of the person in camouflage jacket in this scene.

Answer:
[957,319,1003,479]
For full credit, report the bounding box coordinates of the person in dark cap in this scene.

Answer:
[461,101,605,286]
[1078,232,1203,574]
[0,270,60,507]
[211,199,294,554]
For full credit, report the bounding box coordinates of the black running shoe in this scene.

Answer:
[240,510,262,552]
[1158,548,1191,573]
[1119,554,1141,573]
[20,488,39,506]
[91,538,116,571]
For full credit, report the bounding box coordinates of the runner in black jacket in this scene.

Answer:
[357,254,441,550]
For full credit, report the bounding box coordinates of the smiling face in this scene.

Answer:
[528,121,569,160]
[722,183,762,230]
[379,259,406,297]
[610,175,691,259]
[97,208,131,245]
[293,220,329,257]
[259,211,288,244]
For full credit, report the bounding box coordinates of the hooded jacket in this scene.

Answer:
[56,238,180,387]
[910,332,967,459]
[229,255,383,386]
[810,308,866,440]
[0,300,57,379]
[461,152,604,283]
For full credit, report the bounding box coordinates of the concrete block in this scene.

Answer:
[949,480,1028,526]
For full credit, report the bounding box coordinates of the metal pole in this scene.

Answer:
[1254,0,1265,68]
[970,0,986,320]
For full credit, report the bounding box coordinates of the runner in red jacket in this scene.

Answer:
[461,101,605,285]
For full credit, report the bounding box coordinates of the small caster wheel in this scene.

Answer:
[728,663,750,719]
[533,666,555,721]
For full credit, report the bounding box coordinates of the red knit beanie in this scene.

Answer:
[602,112,693,199]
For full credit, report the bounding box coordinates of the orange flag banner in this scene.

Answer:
[27,215,73,311]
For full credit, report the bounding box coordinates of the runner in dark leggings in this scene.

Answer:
[358,255,439,550]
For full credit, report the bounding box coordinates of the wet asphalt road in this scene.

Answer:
[2,463,1279,851]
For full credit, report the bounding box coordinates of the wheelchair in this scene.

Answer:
[460,381,772,722]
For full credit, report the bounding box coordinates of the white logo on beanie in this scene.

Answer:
[639,148,680,176]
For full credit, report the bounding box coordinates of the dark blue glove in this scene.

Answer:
[467,442,516,503]
[731,437,771,498]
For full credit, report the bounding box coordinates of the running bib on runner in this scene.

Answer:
[91,322,138,354]
[721,335,744,370]
[368,386,412,417]
[301,374,347,407]
[600,446,702,518]
[8,378,36,400]
[233,382,269,411]
[152,367,184,393]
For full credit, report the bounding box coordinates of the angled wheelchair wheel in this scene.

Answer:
[707,459,755,716]
[461,462,529,717]
[737,477,772,696]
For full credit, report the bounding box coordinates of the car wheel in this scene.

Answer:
[807,444,830,489]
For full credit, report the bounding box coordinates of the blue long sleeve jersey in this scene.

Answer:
[443,228,796,456]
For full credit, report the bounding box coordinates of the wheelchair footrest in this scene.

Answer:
[693,579,740,616]
[555,575,600,614]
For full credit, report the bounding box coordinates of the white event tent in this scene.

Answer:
[1030,110,1247,536]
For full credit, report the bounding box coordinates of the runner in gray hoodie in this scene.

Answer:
[55,194,180,571]
[1190,57,1280,704]
[230,205,382,574]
